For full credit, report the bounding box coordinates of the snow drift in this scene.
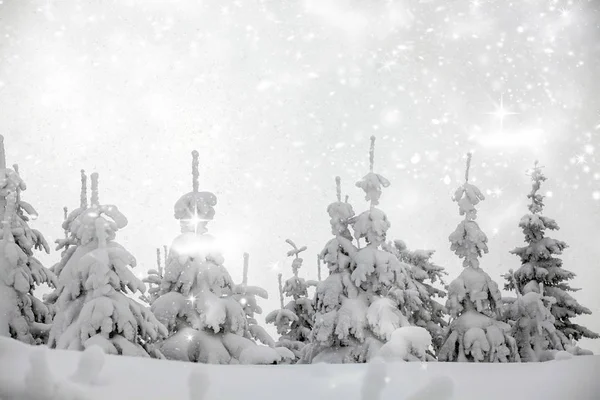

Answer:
[1,337,598,400]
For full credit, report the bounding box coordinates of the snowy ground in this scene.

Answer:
[1,338,598,400]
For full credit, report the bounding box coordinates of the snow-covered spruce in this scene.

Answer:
[47,172,167,357]
[151,150,285,364]
[140,246,166,305]
[266,239,317,360]
[438,153,520,363]
[304,137,427,363]
[0,135,56,345]
[231,253,285,357]
[502,272,563,362]
[502,161,598,355]
[44,170,89,317]
[383,240,448,355]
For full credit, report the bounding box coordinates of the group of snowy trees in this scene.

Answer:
[0,134,597,365]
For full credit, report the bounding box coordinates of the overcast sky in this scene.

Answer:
[1,0,599,353]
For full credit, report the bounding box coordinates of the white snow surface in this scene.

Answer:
[1,337,598,400]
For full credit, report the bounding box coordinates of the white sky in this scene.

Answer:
[1,0,599,353]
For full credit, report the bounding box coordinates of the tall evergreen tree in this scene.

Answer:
[266,239,316,360]
[45,170,89,309]
[438,153,520,363]
[384,239,447,355]
[151,151,286,364]
[48,172,166,356]
[139,247,166,305]
[304,137,425,363]
[503,161,598,346]
[232,253,279,349]
[503,270,564,361]
[0,135,56,344]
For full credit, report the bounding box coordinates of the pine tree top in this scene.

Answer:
[355,136,390,207]
[449,153,489,268]
[453,153,485,221]
[173,150,217,234]
[527,161,547,214]
[326,176,354,239]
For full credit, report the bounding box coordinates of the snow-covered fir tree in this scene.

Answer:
[0,135,56,345]
[232,253,280,349]
[140,247,166,305]
[44,170,89,311]
[151,150,287,364]
[383,239,447,355]
[266,239,317,359]
[503,270,564,361]
[48,172,167,357]
[304,137,427,363]
[438,153,520,363]
[503,161,598,354]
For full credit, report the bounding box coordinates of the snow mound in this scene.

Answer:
[375,326,432,362]
[239,344,281,365]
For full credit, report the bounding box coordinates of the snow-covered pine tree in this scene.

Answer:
[266,239,317,359]
[438,153,520,363]
[140,247,165,305]
[151,150,285,364]
[48,172,167,357]
[503,269,564,361]
[0,135,56,344]
[232,253,280,350]
[503,161,598,351]
[44,169,89,309]
[383,239,447,355]
[305,137,425,363]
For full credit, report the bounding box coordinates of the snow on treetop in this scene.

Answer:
[452,153,485,220]
[526,161,547,214]
[354,136,390,206]
[453,183,485,220]
[352,208,390,245]
[172,150,217,231]
[327,201,355,238]
[173,191,217,221]
[355,172,390,206]
[285,239,307,258]
[69,205,129,245]
[0,163,41,224]
[59,170,89,236]
[326,176,355,239]
[0,166,26,196]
